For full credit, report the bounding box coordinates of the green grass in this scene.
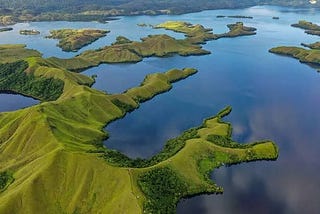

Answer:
[0,48,201,213]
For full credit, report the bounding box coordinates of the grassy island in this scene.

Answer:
[0,27,13,32]
[42,21,256,72]
[302,42,320,50]
[270,20,320,72]
[269,46,320,70]
[155,21,256,44]
[0,43,278,213]
[19,29,40,35]
[291,20,320,36]
[46,29,109,52]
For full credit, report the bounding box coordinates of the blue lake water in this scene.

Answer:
[1,5,320,214]
[0,93,39,112]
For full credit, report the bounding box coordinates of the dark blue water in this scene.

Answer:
[0,93,39,112]
[1,5,320,214]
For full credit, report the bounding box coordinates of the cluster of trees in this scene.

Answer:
[0,171,13,192]
[137,167,188,213]
[0,61,64,101]
[102,128,199,168]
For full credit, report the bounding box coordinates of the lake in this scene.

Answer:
[1,5,319,214]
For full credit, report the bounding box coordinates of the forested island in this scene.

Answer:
[19,29,40,35]
[46,29,109,52]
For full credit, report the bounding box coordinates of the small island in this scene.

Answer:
[19,29,40,35]
[155,21,256,43]
[217,15,253,19]
[46,28,110,52]
[0,27,13,32]
[137,23,148,27]
[291,20,320,36]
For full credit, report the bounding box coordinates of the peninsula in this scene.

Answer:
[291,20,320,36]
[0,38,278,213]
[46,29,109,52]
[269,46,320,71]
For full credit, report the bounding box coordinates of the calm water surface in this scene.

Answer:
[0,93,39,112]
[1,5,319,214]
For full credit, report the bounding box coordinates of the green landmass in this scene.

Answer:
[269,46,320,71]
[0,38,279,213]
[0,60,64,101]
[44,21,255,72]
[302,42,320,50]
[46,29,109,52]
[19,29,40,35]
[0,44,41,63]
[155,21,256,44]
[0,27,13,32]
[291,20,320,36]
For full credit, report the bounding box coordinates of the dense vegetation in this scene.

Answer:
[0,171,13,192]
[138,167,188,213]
[0,61,64,101]
[47,21,256,72]
[0,0,315,14]
[46,29,109,52]
[0,1,317,25]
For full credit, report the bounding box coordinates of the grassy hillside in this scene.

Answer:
[0,42,279,213]
[0,44,41,63]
